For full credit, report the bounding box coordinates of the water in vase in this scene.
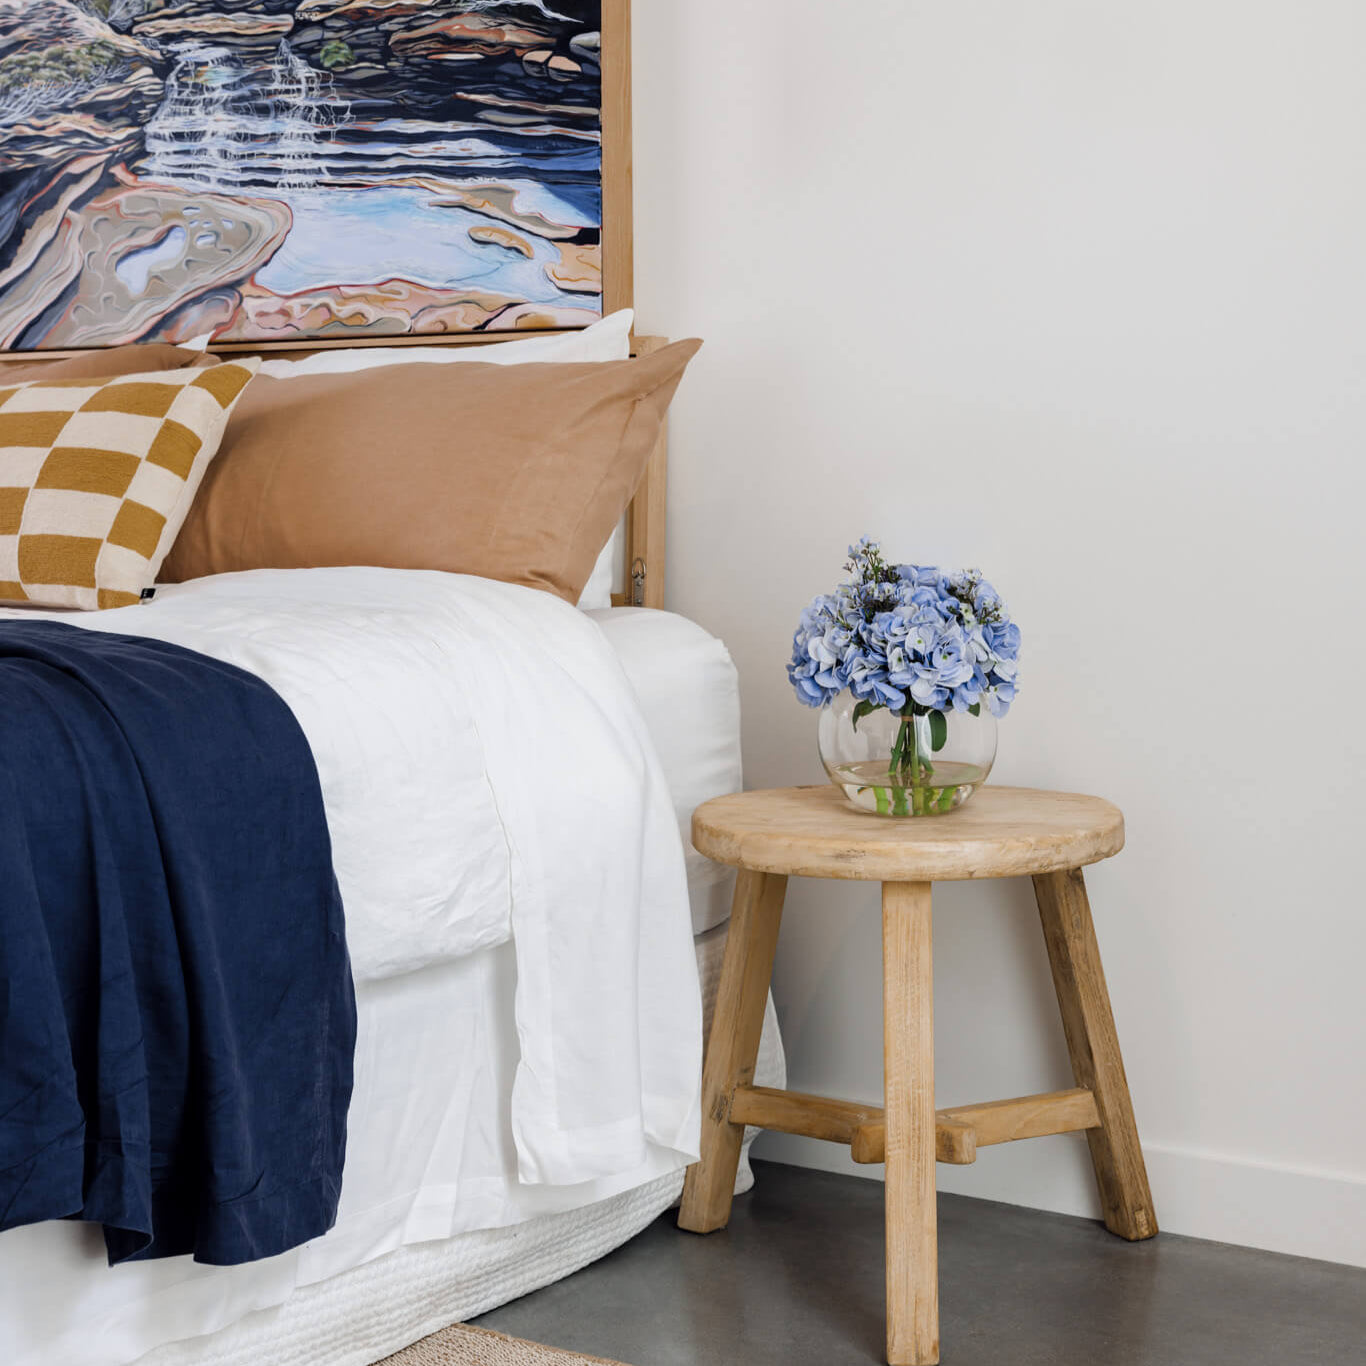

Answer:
[827,760,991,817]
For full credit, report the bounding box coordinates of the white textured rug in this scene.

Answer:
[380,1323,628,1366]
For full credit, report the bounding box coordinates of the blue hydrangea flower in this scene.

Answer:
[787,542,1021,720]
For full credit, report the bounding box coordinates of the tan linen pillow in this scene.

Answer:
[0,344,210,386]
[0,358,260,609]
[162,339,702,603]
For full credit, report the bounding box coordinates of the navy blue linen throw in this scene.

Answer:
[0,621,355,1265]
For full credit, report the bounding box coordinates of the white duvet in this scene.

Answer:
[0,567,702,1187]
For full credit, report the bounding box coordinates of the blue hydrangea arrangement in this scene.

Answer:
[789,540,1021,813]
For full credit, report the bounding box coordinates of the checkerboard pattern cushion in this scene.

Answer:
[0,358,258,610]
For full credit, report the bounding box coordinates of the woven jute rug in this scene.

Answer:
[379,1322,630,1366]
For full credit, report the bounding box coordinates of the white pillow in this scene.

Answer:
[255,309,634,379]
[250,311,634,609]
[581,524,623,611]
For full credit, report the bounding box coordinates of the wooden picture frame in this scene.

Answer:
[0,1,634,360]
[600,0,634,324]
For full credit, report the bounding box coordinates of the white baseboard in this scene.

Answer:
[754,1129,1366,1268]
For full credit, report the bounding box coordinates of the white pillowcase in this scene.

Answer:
[255,309,634,379]
[249,311,635,609]
[579,526,621,611]
[581,534,625,612]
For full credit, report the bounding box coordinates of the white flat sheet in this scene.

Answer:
[0,568,703,1188]
[588,607,743,935]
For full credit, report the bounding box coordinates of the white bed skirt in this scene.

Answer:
[128,919,781,1366]
[136,1176,687,1366]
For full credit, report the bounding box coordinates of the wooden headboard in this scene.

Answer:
[619,335,668,610]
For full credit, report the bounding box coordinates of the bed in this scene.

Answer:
[0,6,748,1341]
[0,568,782,1366]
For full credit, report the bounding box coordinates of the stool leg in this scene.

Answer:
[1033,867,1158,1241]
[679,869,788,1234]
[883,880,938,1366]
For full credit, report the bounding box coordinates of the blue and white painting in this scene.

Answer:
[0,0,603,350]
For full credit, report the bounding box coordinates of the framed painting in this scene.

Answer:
[0,0,631,355]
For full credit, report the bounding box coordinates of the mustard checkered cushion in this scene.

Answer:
[0,358,259,610]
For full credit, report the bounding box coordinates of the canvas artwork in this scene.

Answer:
[0,0,605,351]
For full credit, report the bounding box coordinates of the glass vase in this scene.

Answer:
[818,694,997,817]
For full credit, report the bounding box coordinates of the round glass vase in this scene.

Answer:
[818,695,997,817]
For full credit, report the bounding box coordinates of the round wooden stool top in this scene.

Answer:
[692,784,1125,883]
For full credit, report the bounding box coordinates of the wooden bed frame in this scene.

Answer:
[614,336,670,610]
[0,0,667,607]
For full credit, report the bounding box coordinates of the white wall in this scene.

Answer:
[632,1,1366,1265]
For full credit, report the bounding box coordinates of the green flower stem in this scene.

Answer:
[888,717,907,778]
[907,717,923,815]
[884,711,948,815]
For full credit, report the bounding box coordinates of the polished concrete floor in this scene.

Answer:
[476,1160,1366,1366]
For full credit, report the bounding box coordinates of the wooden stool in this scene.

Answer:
[677,784,1157,1366]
